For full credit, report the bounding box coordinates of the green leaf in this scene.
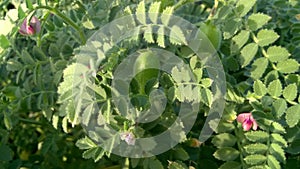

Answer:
[247,13,271,31]
[283,83,297,101]
[236,0,257,17]
[41,136,55,155]
[277,59,299,74]
[25,0,33,9]
[0,144,12,161]
[286,104,300,128]
[247,165,269,169]
[267,46,290,62]
[161,6,174,26]
[168,161,188,169]
[271,122,286,134]
[148,1,161,23]
[213,147,239,161]
[231,30,250,53]
[144,26,155,43]
[245,131,269,142]
[267,79,282,98]
[272,98,287,118]
[173,147,189,161]
[267,155,281,169]
[157,26,165,48]
[76,136,97,150]
[244,154,267,165]
[149,159,164,169]
[240,43,258,67]
[212,133,237,148]
[219,161,241,169]
[223,18,242,39]
[169,25,187,45]
[0,35,10,49]
[244,143,268,154]
[6,59,23,72]
[269,143,286,162]
[136,1,146,24]
[21,50,35,65]
[256,29,279,47]
[271,133,288,148]
[250,57,268,79]
[253,80,267,96]
[200,88,213,107]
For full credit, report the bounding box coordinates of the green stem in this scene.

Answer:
[19,117,43,125]
[122,158,130,169]
[208,0,219,20]
[33,6,86,45]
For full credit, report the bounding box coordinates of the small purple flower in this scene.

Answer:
[237,113,258,131]
[19,16,41,36]
[120,131,136,145]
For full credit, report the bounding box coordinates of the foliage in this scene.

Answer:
[0,0,300,169]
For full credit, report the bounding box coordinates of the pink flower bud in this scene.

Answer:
[237,113,258,131]
[19,16,41,36]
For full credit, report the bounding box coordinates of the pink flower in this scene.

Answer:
[19,16,41,35]
[237,113,258,131]
[120,131,136,145]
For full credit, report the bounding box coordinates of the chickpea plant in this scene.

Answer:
[0,0,300,169]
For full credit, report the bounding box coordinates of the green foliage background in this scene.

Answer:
[0,0,300,169]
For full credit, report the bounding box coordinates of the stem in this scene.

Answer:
[122,158,130,169]
[33,6,86,45]
[19,117,43,125]
[208,0,219,20]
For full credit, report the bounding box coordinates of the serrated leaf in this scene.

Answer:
[271,122,286,134]
[283,83,297,101]
[169,25,187,45]
[271,133,287,148]
[161,6,174,26]
[52,114,59,129]
[212,133,237,148]
[267,155,281,169]
[269,143,286,162]
[254,80,267,96]
[267,46,290,62]
[256,29,279,47]
[144,26,155,43]
[231,30,250,53]
[226,84,245,104]
[267,79,282,98]
[245,131,269,142]
[76,136,97,150]
[250,57,268,79]
[149,1,161,23]
[223,18,242,39]
[62,116,68,133]
[247,13,271,31]
[219,161,241,169]
[244,143,268,154]
[200,88,213,107]
[272,98,287,118]
[240,43,258,67]
[285,104,300,128]
[157,26,165,48]
[136,1,146,24]
[213,147,239,161]
[236,0,257,17]
[277,59,299,74]
[244,154,267,165]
